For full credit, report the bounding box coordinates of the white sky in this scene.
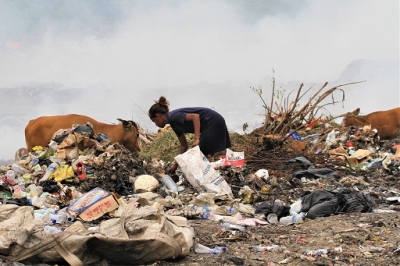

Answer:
[0,0,399,160]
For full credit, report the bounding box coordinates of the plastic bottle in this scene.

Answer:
[194,243,227,254]
[199,211,213,220]
[199,210,217,220]
[220,222,245,231]
[289,200,303,215]
[199,211,225,222]
[210,246,227,254]
[49,213,66,224]
[279,213,305,225]
[254,245,280,252]
[39,162,59,182]
[49,211,75,224]
[57,207,75,223]
[34,212,46,221]
[194,243,212,253]
[34,208,55,223]
[313,248,328,256]
[6,170,16,181]
[12,163,29,174]
[200,206,211,212]
[43,225,62,234]
[279,216,295,225]
[161,175,178,192]
[29,157,40,168]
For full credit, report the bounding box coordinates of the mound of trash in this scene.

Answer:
[1,118,400,265]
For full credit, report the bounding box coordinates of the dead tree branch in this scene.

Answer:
[252,79,365,137]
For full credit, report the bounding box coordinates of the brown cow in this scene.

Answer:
[341,107,400,139]
[25,114,141,152]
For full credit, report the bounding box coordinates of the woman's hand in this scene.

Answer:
[169,161,179,175]
[192,138,200,147]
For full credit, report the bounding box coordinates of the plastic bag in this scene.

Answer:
[175,146,233,198]
[212,148,245,168]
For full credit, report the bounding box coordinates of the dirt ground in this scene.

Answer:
[156,205,400,265]
[156,212,400,266]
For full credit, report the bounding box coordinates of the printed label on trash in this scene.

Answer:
[212,149,245,168]
[67,187,119,221]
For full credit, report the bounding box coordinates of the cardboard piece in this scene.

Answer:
[349,149,372,160]
[67,187,119,221]
[328,146,349,164]
[329,148,372,167]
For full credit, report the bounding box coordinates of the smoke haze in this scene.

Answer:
[0,0,399,160]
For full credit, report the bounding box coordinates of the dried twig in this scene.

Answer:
[253,80,364,137]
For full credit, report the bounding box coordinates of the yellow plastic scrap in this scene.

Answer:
[50,164,75,182]
[32,146,44,151]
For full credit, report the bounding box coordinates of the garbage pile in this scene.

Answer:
[1,121,400,265]
[0,123,191,265]
[275,122,400,174]
[326,126,400,173]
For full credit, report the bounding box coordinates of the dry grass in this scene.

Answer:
[139,128,260,163]
[139,128,194,162]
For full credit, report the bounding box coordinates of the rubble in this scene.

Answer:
[1,111,400,265]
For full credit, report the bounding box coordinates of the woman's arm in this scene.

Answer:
[185,113,201,147]
[177,133,189,153]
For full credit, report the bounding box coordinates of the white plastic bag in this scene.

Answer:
[175,146,233,198]
[325,129,338,148]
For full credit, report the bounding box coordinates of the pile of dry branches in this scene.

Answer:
[252,78,363,138]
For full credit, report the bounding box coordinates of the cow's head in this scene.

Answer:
[341,108,361,127]
[14,147,29,162]
[117,118,141,152]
